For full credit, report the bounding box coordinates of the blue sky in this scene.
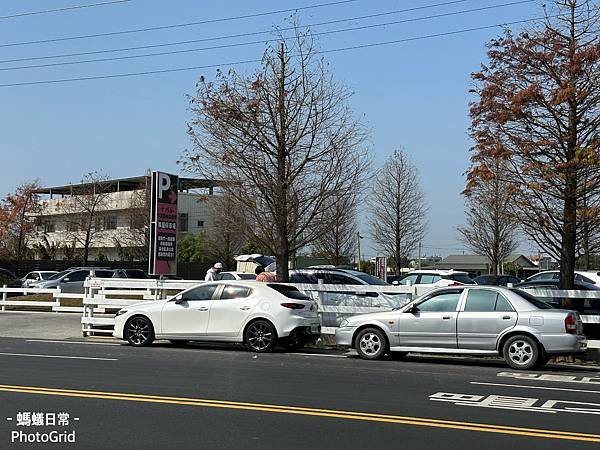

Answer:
[0,0,543,258]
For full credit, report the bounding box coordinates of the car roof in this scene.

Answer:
[405,270,469,275]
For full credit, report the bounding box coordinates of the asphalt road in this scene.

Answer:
[0,337,599,449]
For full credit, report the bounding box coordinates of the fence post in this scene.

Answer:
[1,284,6,312]
[406,280,413,303]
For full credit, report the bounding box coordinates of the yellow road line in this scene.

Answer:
[0,384,598,443]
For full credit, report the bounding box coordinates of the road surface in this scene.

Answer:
[0,337,599,449]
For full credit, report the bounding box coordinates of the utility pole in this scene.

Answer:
[357,232,363,271]
[417,242,422,270]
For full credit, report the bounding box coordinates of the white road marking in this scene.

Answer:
[290,353,348,358]
[0,352,117,361]
[472,381,600,395]
[497,371,600,385]
[26,339,121,346]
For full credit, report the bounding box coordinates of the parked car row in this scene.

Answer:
[114,281,587,371]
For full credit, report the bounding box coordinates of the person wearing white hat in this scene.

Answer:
[205,262,224,281]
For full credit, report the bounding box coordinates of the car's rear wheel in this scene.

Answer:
[245,320,277,353]
[503,334,540,370]
[125,316,154,347]
[355,328,387,360]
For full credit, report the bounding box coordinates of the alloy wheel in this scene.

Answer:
[127,317,152,346]
[247,322,274,352]
[507,339,533,366]
[359,332,382,356]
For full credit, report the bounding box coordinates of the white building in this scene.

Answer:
[30,175,219,261]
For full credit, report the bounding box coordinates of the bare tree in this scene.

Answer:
[459,159,520,274]
[113,180,151,261]
[181,26,370,281]
[368,149,427,274]
[204,194,246,270]
[57,171,111,265]
[469,0,600,288]
[311,192,358,266]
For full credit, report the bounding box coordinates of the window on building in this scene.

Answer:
[43,221,55,233]
[94,217,105,231]
[197,220,204,227]
[130,215,145,230]
[66,220,79,232]
[179,213,188,232]
[105,216,117,230]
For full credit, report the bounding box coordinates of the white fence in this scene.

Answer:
[3,280,600,337]
[0,285,86,313]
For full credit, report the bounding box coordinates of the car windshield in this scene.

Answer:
[267,284,311,300]
[513,289,554,309]
[40,272,56,280]
[47,270,70,280]
[355,274,389,285]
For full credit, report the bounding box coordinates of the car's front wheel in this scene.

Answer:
[125,316,155,347]
[245,320,277,353]
[355,328,387,360]
[503,334,540,370]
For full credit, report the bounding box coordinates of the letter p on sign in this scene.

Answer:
[158,173,171,198]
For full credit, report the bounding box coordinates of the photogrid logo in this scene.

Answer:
[6,411,79,444]
[11,430,76,444]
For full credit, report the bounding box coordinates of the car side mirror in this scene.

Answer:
[174,295,185,304]
[409,304,419,314]
[392,281,399,286]
[62,278,69,283]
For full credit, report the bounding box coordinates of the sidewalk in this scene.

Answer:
[0,311,83,340]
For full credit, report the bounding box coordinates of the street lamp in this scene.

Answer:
[357,232,364,271]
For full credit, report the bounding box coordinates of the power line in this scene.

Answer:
[0,1,535,71]
[0,0,359,48]
[0,0,479,63]
[0,0,132,20]
[0,16,545,88]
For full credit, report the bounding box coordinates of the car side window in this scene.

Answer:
[464,290,497,312]
[327,274,361,285]
[183,285,218,301]
[220,286,251,300]
[66,271,86,282]
[419,274,441,284]
[399,274,419,285]
[417,292,461,312]
[220,273,234,281]
[495,294,514,312]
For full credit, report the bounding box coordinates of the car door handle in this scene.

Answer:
[502,315,511,320]
[442,315,452,320]
[240,306,251,311]
[197,307,209,311]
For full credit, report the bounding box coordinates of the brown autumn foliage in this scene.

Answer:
[468,0,600,288]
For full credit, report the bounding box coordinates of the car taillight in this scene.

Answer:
[280,303,305,310]
[565,314,577,334]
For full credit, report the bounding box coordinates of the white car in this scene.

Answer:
[526,270,600,284]
[393,270,475,288]
[20,271,58,287]
[113,281,321,352]
[220,271,257,281]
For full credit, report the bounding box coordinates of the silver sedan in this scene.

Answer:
[336,286,587,370]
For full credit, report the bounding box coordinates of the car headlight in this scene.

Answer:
[340,319,350,327]
[116,309,128,316]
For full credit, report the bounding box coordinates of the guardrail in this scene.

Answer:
[516,288,600,324]
[0,285,86,313]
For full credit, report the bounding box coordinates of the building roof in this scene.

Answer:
[34,175,222,197]
[437,254,536,271]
